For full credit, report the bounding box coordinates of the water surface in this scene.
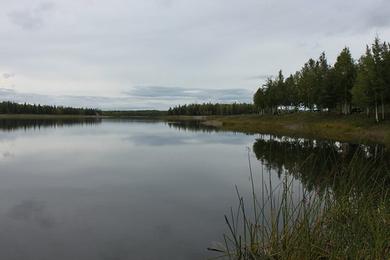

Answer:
[0,119,387,259]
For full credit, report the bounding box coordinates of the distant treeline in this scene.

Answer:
[103,110,168,117]
[254,38,390,122]
[0,101,101,115]
[168,103,256,115]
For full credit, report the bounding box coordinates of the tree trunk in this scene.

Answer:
[343,102,350,115]
[381,94,385,120]
[375,98,379,123]
[366,107,370,117]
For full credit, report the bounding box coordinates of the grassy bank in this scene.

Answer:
[165,113,390,146]
[209,150,390,259]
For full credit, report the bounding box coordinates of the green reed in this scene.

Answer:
[209,149,390,259]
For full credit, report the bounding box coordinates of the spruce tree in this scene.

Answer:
[333,47,356,115]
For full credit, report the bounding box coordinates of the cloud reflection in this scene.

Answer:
[7,200,56,229]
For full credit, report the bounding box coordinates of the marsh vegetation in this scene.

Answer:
[209,135,389,259]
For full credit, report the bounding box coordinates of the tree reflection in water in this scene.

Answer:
[252,134,389,193]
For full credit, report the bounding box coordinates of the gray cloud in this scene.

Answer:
[2,73,15,79]
[2,151,14,158]
[365,1,390,28]
[0,0,389,109]
[7,2,55,30]
[154,0,175,8]
[245,74,272,81]
[127,86,252,103]
[8,11,43,30]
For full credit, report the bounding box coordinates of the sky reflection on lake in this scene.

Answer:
[0,119,260,260]
[0,119,386,260]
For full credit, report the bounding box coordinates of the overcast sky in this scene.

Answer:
[0,0,389,110]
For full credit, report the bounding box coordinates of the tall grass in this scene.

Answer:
[209,149,390,259]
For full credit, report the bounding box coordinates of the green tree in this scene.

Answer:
[297,59,317,110]
[316,52,336,111]
[333,47,356,115]
[284,74,299,110]
[371,38,387,121]
[352,46,376,119]
[254,88,267,114]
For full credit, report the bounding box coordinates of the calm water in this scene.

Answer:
[0,119,387,260]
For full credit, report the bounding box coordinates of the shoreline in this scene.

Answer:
[1,113,389,146]
[162,113,390,146]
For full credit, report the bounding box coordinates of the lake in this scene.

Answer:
[0,118,387,260]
